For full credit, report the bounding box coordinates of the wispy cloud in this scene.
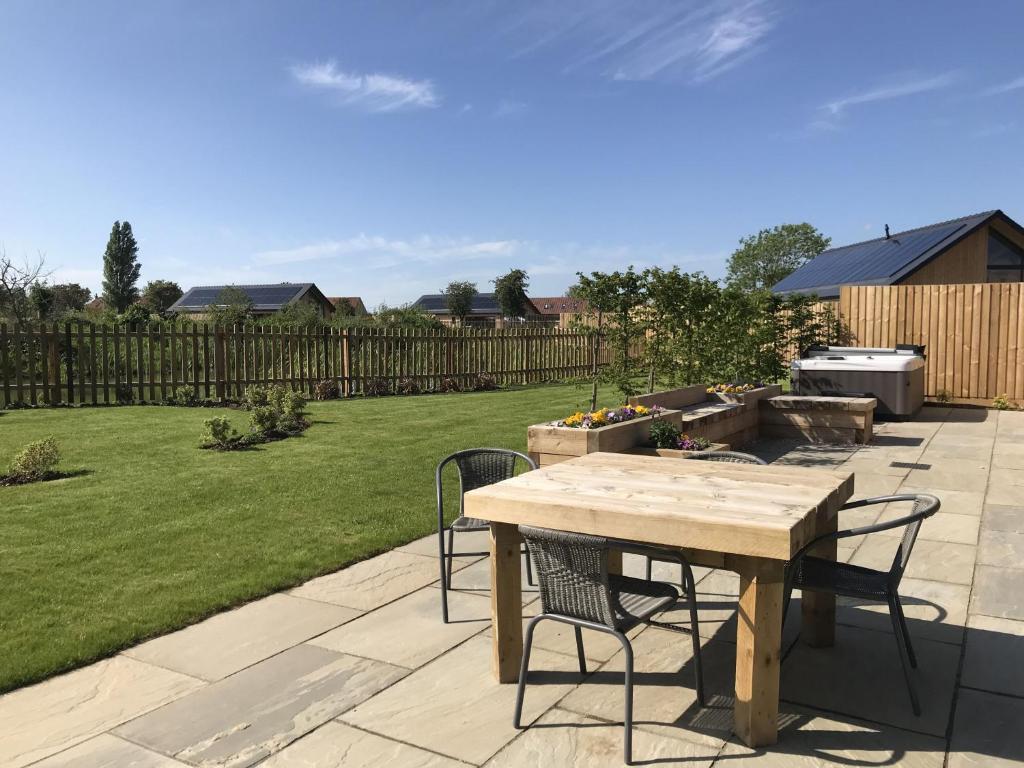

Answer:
[290,60,438,112]
[504,0,775,84]
[982,75,1024,96]
[254,235,519,267]
[820,72,958,118]
[493,98,527,118]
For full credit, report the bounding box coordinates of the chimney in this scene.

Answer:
[885,224,891,239]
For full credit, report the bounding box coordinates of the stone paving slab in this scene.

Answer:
[483,707,720,767]
[31,734,190,768]
[124,593,360,681]
[983,504,1024,533]
[340,634,581,765]
[290,550,467,611]
[310,585,490,669]
[259,721,465,767]
[971,565,1024,620]
[850,536,977,585]
[948,688,1024,768]
[115,644,406,768]
[835,577,970,646]
[961,614,1024,698]
[780,625,962,737]
[0,656,204,768]
[977,529,1024,569]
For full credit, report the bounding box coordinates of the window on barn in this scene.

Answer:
[987,231,1024,283]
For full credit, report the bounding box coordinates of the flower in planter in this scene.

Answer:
[706,383,758,394]
[557,404,660,429]
[676,434,711,451]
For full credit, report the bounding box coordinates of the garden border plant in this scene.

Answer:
[0,436,71,486]
[199,384,310,450]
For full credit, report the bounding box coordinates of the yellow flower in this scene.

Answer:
[634,405,650,415]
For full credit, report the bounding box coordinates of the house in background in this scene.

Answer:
[773,209,1024,299]
[327,296,368,316]
[170,283,335,318]
[531,296,586,326]
[411,292,541,326]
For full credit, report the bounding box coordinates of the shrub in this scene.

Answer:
[313,379,340,401]
[936,389,952,404]
[993,394,1014,411]
[364,377,391,397]
[250,405,280,434]
[200,416,244,449]
[167,386,199,407]
[648,419,681,449]
[396,377,421,395]
[244,385,271,410]
[282,390,306,418]
[8,437,60,481]
[438,377,463,393]
[472,373,498,391]
[116,383,134,404]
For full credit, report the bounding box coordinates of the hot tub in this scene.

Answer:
[791,345,925,418]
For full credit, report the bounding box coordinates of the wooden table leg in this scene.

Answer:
[801,512,837,648]
[607,547,623,576]
[490,522,523,683]
[733,557,784,748]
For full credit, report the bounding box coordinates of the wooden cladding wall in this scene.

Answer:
[840,283,1024,405]
[0,323,599,406]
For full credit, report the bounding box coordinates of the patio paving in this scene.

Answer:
[4,406,1024,767]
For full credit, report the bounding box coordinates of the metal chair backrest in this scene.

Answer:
[686,450,767,465]
[519,525,617,629]
[436,448,536,518]
[889,494,939,582]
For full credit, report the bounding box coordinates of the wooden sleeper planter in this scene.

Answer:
[527,410,683,467]
[626,442,730,459]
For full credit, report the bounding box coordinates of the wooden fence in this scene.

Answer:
[0,323,600,406]
[840,283,1024,405]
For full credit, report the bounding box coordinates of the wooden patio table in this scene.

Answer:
[463,450,854,748]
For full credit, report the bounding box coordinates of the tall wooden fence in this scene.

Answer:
[0,323,600,407]
[840,283,1024,405]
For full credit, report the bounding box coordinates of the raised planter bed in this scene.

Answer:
[759,395,877,445]
[625,442,729,459]
[527,410,683,468]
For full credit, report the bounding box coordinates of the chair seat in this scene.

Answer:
[451,516,490,531]
[609,574,678,629]
[791,556,891,600]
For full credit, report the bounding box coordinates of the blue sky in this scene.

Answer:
[1,1,1022,307]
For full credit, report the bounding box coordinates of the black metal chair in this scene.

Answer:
[782,493,941,715]
[436,448,537,623]
[514,525,705,765]
[643,450,767,582]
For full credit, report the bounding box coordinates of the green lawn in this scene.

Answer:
[0,382,614,693]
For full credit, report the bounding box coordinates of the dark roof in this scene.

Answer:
[327,296,368,314]
[412,292,539,316]
[531,296,587,315]
[772,210,1017,299]
[170,283,330,312]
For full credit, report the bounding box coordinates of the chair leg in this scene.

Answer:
[445,528,456,588]
[682,563,706,705]
[888,595,921,716]
[513,616,542,729]
[438,526,449,623]
[893,595,917,668]
[616,632,635,765]
[574,626,587,674]
[645,556,652,581]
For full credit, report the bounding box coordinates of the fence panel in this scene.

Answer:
[839,283,1024,405]
[0,322,600,406]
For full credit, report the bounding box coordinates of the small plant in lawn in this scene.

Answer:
[167,386,200,407]
[200,416,246,450]
[396,377,421,395]
[313,379,340,401]
[4,437,62,484]
[364,377,391,397]
[993,394,1015,411]
[473,373,499,391]
[438,377,463,393]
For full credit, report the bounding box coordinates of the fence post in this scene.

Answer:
[342,328,352,396]
[214,325,226,400]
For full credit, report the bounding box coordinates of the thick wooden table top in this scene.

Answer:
[464,451,854,561]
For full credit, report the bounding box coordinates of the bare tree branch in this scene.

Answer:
[0,247,51,326]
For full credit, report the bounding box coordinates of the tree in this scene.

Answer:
[493,268,530,318]
[206,286,253,327]
[51,283,91,315]
[0,249,49,325]
[29,282,55,320]
[725,223,830,292]
[442,281,477,325]
[101,220,142,312]
[140,279,183,317]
